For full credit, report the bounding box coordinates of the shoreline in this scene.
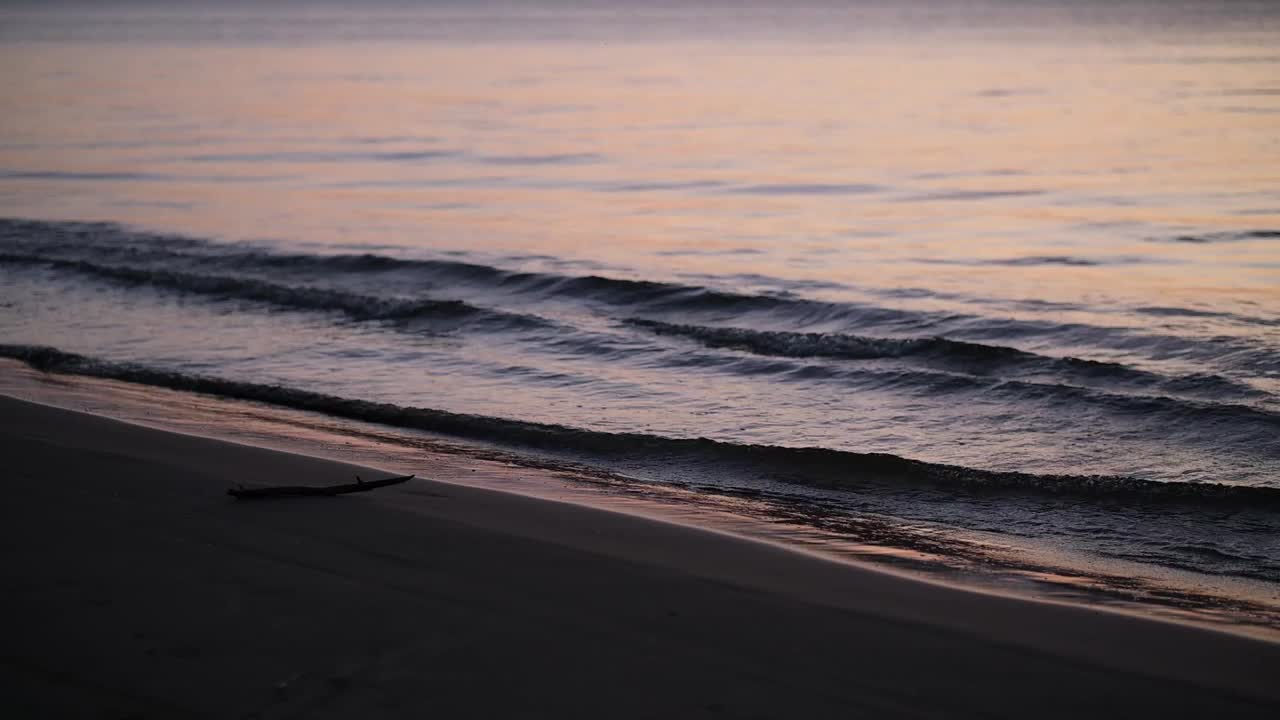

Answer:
[4,356,1279,641]
[3,394,1279,716]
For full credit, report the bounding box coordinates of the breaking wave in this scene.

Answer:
[4,343,1278,509]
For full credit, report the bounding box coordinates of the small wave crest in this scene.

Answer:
[12,244,1272,430]
[625,319,1269,403]
[0,253,550,331]
[4,344,1277,510]
[4,218,1276,374]
[1161,229,1280,244]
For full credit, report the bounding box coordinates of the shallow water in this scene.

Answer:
[1,1,1278,609]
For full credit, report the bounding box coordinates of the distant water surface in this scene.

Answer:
[1,1,1278,614]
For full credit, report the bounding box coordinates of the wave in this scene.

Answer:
[4,343,1278,509]
[0,170,290,184]
[181,149,601,167]
[13,243,1274,434]
[0,219,928,324]
[184,149,460,164]
[651,348,1280,446]
[1162,229,1280,244]
[480,152,602,165]
[0,170,170,182]
[626,318,1268,402]
[4,218,1277,373]
[0,224,1164,329]
[726,182,883,196]
[917,255,1150,267]
[0,254,549,331]
[900,189,1045,202]
[10,246,1274,422]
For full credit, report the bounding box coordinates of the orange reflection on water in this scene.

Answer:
[1,34,1277,320]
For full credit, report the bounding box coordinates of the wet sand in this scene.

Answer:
[2,394,1277,718]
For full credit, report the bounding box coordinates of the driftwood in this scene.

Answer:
[228,474,414,500]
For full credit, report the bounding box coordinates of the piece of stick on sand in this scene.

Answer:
[227,474,414,499]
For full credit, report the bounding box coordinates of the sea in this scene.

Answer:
[1,0,1278,636]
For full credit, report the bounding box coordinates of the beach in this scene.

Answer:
[2,2,1279,714]
[3,393,1277,718]
[3,0,1279,638]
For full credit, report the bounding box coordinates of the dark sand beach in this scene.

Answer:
[3,394,1277,719]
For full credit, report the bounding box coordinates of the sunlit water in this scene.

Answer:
[2,1,1278,611]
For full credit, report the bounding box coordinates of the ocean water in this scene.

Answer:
[2,2,1279,628]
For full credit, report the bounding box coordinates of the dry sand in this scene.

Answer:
[2,395,1277,718]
